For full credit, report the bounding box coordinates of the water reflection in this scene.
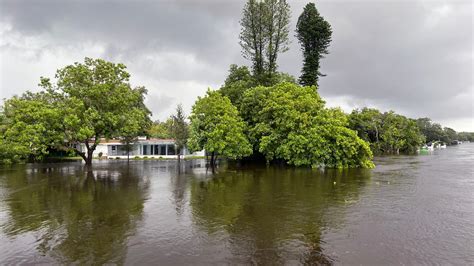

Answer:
[0,163,149,264]
[189,163,371,264]
[3,147,469,265]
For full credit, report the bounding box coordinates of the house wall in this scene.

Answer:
[80,140,204,159]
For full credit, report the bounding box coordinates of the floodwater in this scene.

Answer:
[0,144,473,265]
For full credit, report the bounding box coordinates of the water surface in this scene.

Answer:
[0,144,473,264]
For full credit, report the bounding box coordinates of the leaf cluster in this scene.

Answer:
[187,90,252,159]
[240,83,374,168]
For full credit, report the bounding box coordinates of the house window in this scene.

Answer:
[154,145,159,155]
[112,146,116,151]
[159,145,167,155]
[167,144,176,155]
[143,145,148,155]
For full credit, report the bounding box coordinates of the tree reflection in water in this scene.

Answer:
[1,163,149,264]
[189,163,371,265]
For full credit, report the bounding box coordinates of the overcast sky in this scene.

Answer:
[0,0,472,131]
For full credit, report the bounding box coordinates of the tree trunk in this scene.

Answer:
[210,151,215,168]
[177,150,181,164]
[375,125,379,143]
[127,149,130,162]
[85,148,94,166]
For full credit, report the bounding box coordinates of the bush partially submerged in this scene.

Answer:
[241,83,374,168]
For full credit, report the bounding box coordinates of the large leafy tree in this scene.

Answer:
[1,91,64,163]
[442,127,458,144]
[219,64,297,111]
[170,104,189,163]
[349,109,425,154]
[416,117,445,143]
[296,2,332,87]
[1,59,151,165]
[219,64,255,107]
[240,83,374,168]
[188,90,252,166]
[240,0,291,84]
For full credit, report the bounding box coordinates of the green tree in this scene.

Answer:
[442,127,458,144]
[458,132,474,142]
[296,2,332,87]
[1,91,64,163]
[219,64,296,110]
[146,119,173,139]
[39,57,151,165]
[170,104,189,163]
[240,0,291,84]
[219,64,255,107]
[416,118,446,143]
[240,83,374,168]
[119,108,151,161]
[188,90,252,166]
[349,109,425,154]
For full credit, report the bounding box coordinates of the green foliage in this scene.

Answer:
[416,118,445,143]
[147,119,173,139]
[415,117,463,144]
[296,2,332,87]
[240,0,291,84]
[219,64,255,106]
[170,104,189,157]
[47,58,151,164]
[442,127,457,144]
[219,64,297,110]
[349,108,425,154]
[1,58,151,165]
[1,92,64,163]
[458,132,474,142]
[188,90,252,162]
[240,83,374,168]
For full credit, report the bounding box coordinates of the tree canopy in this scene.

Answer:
[240,83,374,168]
[240,0,291,84]
[170,104,189,162]
[187,90,252,166]
[1,58,151,165]
[296,2,332,87]
[349,108,425,154]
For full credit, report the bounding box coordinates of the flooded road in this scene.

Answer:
[0,144,473,264]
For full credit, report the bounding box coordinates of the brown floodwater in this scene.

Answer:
[0,144,473,265]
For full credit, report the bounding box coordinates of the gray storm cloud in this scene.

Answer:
[0,0,472,130]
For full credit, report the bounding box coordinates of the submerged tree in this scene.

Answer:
[240,0,291,84]
[1,92,62,163]
[120,108,151,162]
[349,108,425,154]
[1,58,152,165]
[240,83,374,168]
[296,2,332,87]
[188,90,252,167]
[170,104,189,163]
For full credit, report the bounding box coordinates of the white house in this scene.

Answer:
[80,137,205,159]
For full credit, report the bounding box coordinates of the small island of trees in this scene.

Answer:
[1,0,472,167]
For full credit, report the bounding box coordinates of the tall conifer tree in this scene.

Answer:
[296,3,332,87]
